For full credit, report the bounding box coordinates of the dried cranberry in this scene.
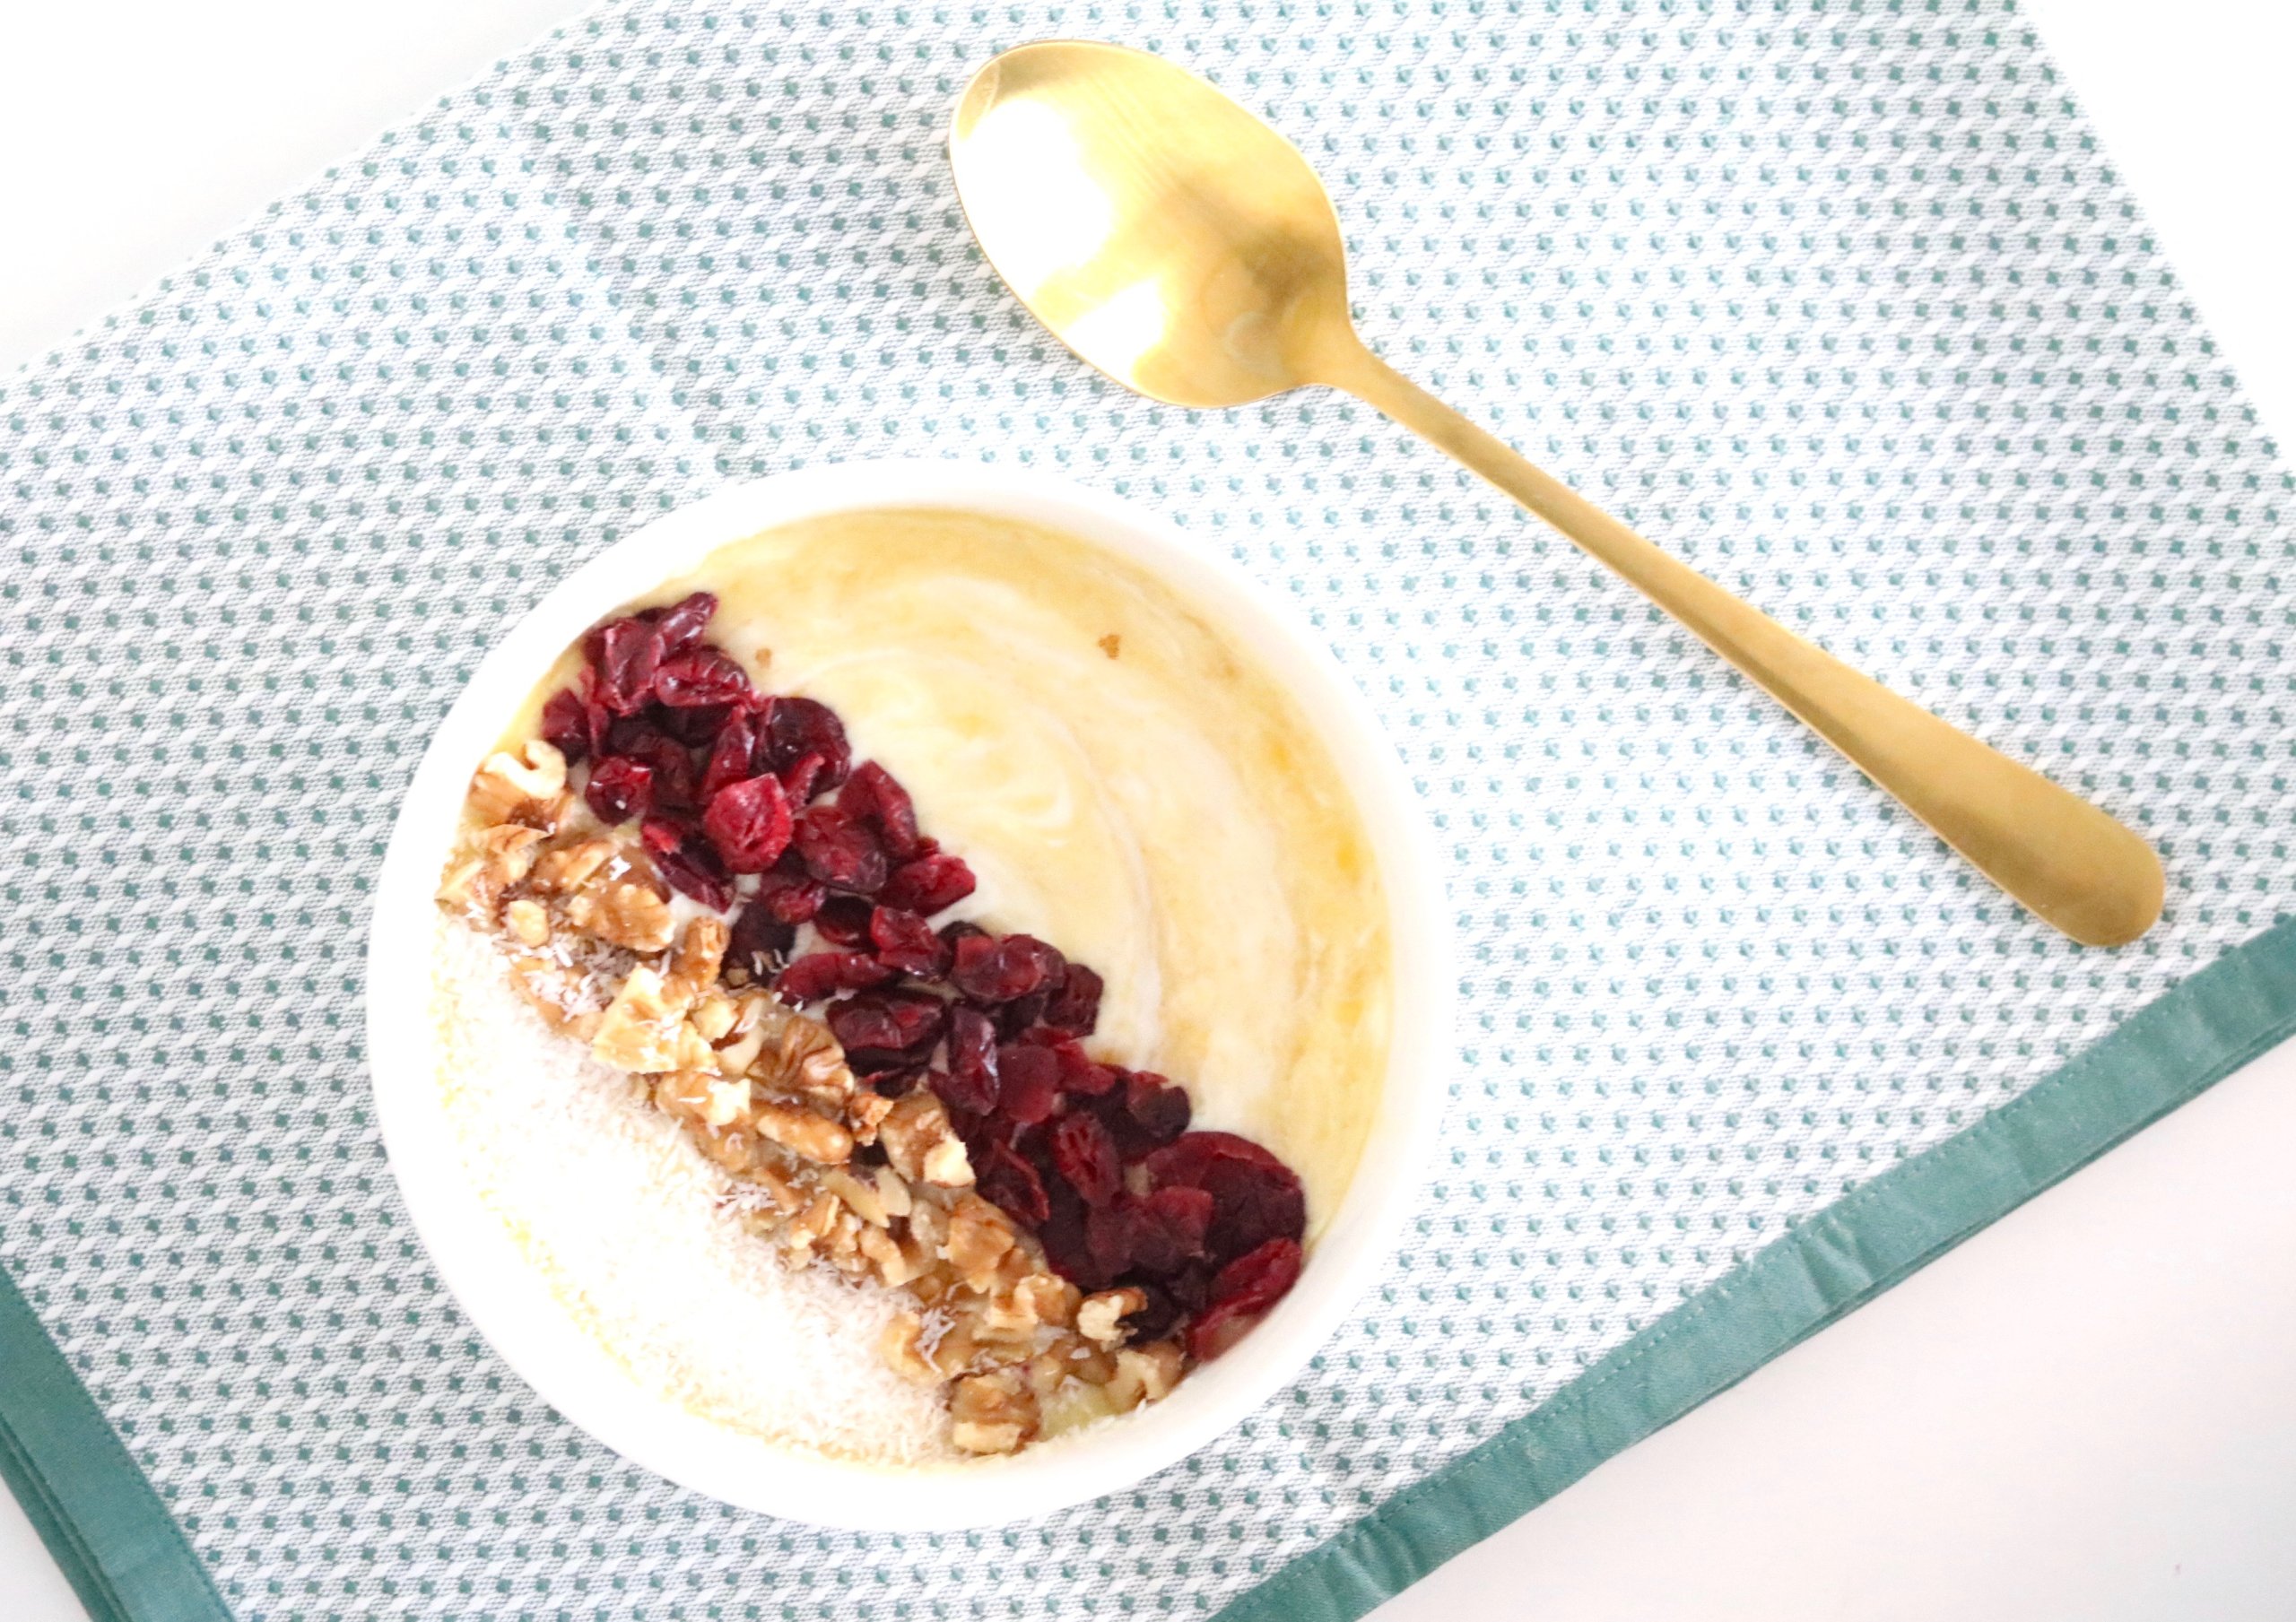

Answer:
[579,682,613,758]
[541,689,592,765]
[812,894,875,948]
[726,903,795,982]
[1123,1071,1194,1149]
[1165,1259,1215,1314]
[941,1006,1000,1115]
[1145,1132,1306,1265]
[700,772,792,873]
[945,1009,1001,1110]
[643,821,735,911]
[879,852,977,916]
[583,755,653,823]
[761,696,851,790]
[1044,1038,1118,1098]
[838,761,922,861]
[754,852,828,925]
[1049,1111,1120,1205]
[1143,1130,1288,1190]
[991,988,1052,1040]
[871,1067,926,1099]
[1122,1280,1182,1342]
[949,932,1063,1003]
[869,906,950,978]
[647,590,718,655]
[777,750,829,808]
[1129,1185,1213,1275]
[793,805,889,895]
[654,646,752,711]
[699,714,759,805]
[1042,963,1104,1037]
[996,1042,1061,1126]
[1037,1192,1101,1288]
[1187,1237,1304,1361]
[978,1142,1051,1227]
[613,730,700,813]
[775,950,898,1004]
[648,700,727,748]
[1205,1164,1307,1263]
[1084,1201,1137,1279]
[827,991,945,1059]
[639,815,686,858]
[586,618,664,714]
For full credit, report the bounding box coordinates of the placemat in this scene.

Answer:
[4,2,2294,1618]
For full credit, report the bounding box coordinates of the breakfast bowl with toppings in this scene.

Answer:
[366,460,1448,1529]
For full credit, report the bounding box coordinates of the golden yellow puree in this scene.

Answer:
[543,508,1389,1231]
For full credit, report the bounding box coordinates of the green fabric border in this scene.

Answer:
[1215,913,2296,1622]
[0,1265,232,1622]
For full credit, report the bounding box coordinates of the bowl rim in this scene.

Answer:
[364,457,1450,1531]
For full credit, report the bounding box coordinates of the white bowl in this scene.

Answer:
[365,459,1448,1531]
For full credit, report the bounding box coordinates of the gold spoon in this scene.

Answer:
[949,40,2164,948]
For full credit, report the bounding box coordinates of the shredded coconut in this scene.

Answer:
[429,916,957,1467]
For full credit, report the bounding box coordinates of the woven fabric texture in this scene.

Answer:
[2,1,2290,1616]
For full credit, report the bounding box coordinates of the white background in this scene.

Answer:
[2,3,2292,1617]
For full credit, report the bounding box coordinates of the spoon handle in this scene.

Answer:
[1321,342,2163,948]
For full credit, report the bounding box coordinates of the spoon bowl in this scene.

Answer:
[951,43,1352,407]
[950,40,2165,948]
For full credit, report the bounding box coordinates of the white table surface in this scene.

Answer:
[3,3,2292,1618]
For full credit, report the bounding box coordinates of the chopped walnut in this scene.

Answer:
[858,1222,921,1287]
[822,1167,891,1227]
[878,1092,974,1187]
[1105,1340,1186,1412]
[688,1122,759,1176]
[502,896,551,946]
[468,740,567,823]
[566,879,673,954]
[871,1165,913,1221]
[481,822,547,886]
[944,1193,1016,1290]
[591,965,682,1071]
[781,1192,840,1260]
[528,837,615,896]
[665,916,728,1002]
[750,1099,852,1165]
[948,1367,1038,1455]
[688,991,737,1043]
[1015,1272,1081,1331]
[980,1272,1077,1344]
[1076,1287,1145,1349]
[880,1313,940,1384]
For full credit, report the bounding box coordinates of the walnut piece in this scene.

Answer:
[528,837,615,896]
[467,740,567,823]
[1105,1340,1185,1411]
[481,822,546,886]
[665,916,728,1002]
[590,965,688,1072]
[1076,1287,1145,1349]
[880,1313,940,1384]
[566,879,673,954]
[750,1099,852,1165]
[878,1092,974,1187]
[944,1193,1016,1289]
[502,897,550,946]
[949,1366,1038,1455]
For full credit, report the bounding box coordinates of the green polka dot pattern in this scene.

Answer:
[4,2,2292,1617]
